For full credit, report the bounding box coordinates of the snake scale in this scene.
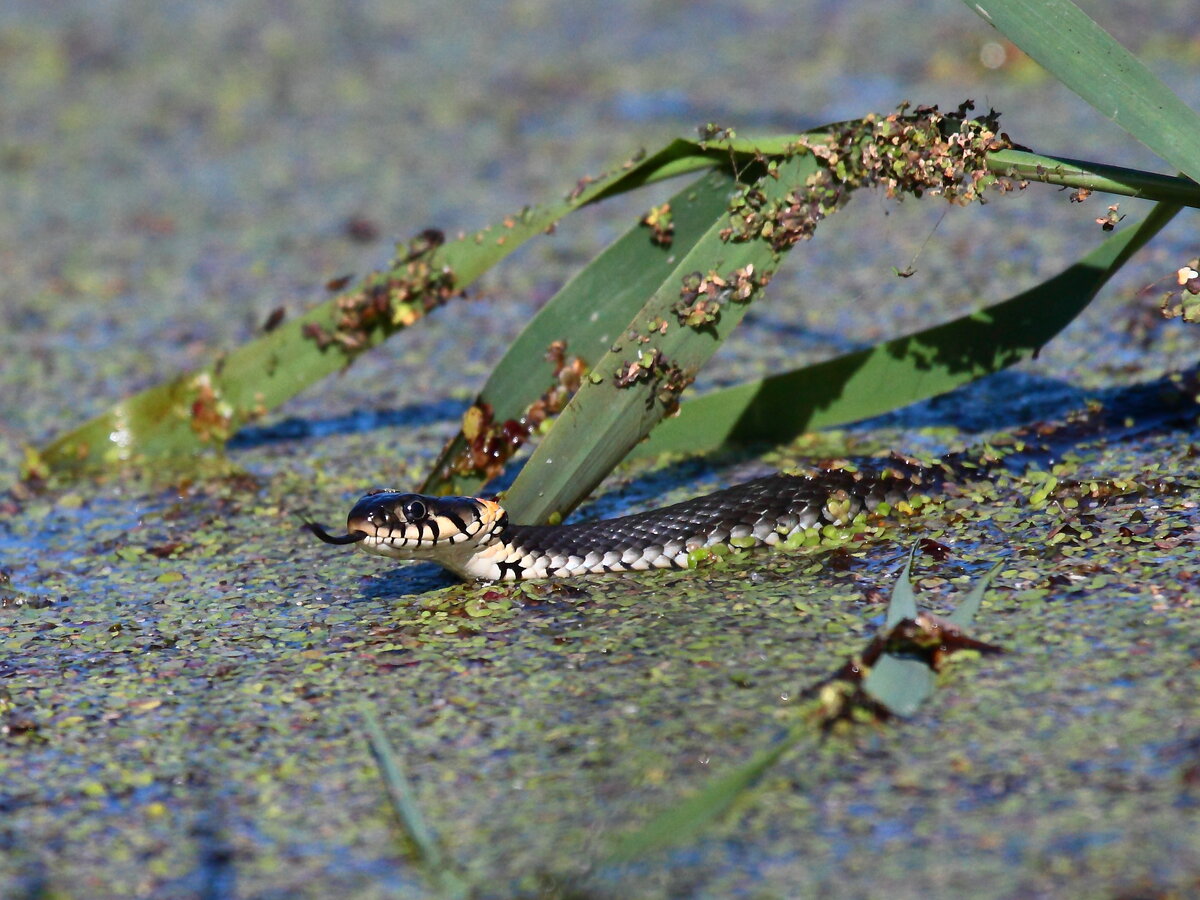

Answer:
[306,458,944,581]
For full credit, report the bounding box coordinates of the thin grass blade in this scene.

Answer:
[887,543,921,628]
[947,560,1005,627]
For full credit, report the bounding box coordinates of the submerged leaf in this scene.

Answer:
[605,735,797,865]
[861,655,934,719]
[361,707,469,899]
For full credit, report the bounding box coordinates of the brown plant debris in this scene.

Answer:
[640,202,674,247]
[184,373,268,445]
[1096,203,1124,231]
[302,228,457,359]
[673,264,767,328]
[721,101,1010,250]
[612,347,694,415]
[450,340,589,481]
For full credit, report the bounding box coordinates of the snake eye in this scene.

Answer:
[401,499,427,521]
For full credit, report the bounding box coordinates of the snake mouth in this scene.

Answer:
[304,521,369,546]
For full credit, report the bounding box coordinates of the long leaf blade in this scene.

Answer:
[966,0,1200,183]
[33,143,740,476]
[34,194,590,474]
[35,127,1193,478]
[502,152,824,523]
[35,109,1194,478]
[631,201,1179,459]
[422,167,740,497]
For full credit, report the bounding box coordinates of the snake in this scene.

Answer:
[305,458,943,581]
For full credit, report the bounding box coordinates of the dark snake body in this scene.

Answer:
[497,470,925,577]
[309,459,944,581]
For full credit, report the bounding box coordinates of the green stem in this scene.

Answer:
[987,148,1200,206]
